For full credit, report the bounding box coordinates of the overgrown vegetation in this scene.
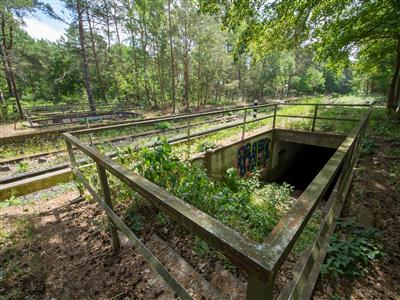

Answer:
[115,139,295,242]
[321,218,383,279]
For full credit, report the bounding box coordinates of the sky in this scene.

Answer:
[23,0,70,42]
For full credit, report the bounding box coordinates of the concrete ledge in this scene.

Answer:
[0,168,72,201]
[275,129,345,149]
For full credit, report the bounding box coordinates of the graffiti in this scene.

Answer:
[237,138,270,177]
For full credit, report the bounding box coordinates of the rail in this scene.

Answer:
[64,103,372,299]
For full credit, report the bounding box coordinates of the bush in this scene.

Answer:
[196,140,217,152]
[360,137,377,156]
[119,139,294,242]
[155,121,172,131]
[321,218,383,279]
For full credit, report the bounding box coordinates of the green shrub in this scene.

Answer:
[155,121,172,131]
[121,139,294,242]
[124,205,144,233]
[194,237,210,257]
[321,218,383,279]
[16,161,29,173]
[360,137,377,156]
[196,140,217,152]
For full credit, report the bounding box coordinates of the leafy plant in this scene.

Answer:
[0,195,24,208]
[121,139,294,242]
[155,212,169,226]
[124,205,144,233]
[360,137,377,156]
[321,218,383,279]
[16,161,29,173]
[194,236,210,257]
[155,121,172,131]
[196,140,217,152]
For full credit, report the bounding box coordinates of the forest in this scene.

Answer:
[0,0,398,120]
[1,1,400,300]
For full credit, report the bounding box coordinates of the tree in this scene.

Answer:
[76,0,96,111]
[167,0,176,113]
[201,0,400,112]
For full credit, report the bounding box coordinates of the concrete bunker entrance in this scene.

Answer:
[201,128,345,194]
[274,143,336,191]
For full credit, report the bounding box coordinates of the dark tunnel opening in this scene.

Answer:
[276,144,337,191]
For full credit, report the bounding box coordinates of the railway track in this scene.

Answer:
[0,113,242,166]
[0,113,251,193]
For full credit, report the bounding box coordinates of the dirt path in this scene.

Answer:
[313,135,400,299]
[0,189,179,299]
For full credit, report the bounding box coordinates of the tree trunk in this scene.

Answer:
[387,37,400,112]
[138,2,151,107]
[77,0,96,112]
[167,0,176,114]
[103,0,111,50]
[112,2,121,44]
[152,60,158,108]
[87,9,107,102]
[157,54,165,114]
[197,49,201,109]
[0,47,12,96]
[183,16,190,111]
[237,59,244,104]
[394,67,400,113]
[1,18,23,119]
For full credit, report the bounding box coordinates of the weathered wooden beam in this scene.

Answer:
[64,132,274,278]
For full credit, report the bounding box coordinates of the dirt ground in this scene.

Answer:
[313,135,400,299]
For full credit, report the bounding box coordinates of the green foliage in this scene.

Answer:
[155,212,169,226]
[155,121,172,131]
[360,137,377,157]
[16,161,29,173]
[123,139,294,242]
[369,111,400,137]
[0,195,24,208]
[1,0,366,116]
[321,218,383,279]
[194,236,211,258]
[124,205,144,233]
[196,140,217,152]
[202,0,398,105]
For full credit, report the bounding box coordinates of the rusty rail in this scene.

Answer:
[64,103,372,299]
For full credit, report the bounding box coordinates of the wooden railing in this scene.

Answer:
[64,103,372,299]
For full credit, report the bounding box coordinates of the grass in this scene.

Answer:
[0,136,65,161]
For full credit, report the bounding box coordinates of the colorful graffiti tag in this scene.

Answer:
[237,138,270,177]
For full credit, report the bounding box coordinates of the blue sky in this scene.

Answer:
[23,0,70,42]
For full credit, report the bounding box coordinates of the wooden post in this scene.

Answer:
[66,141,77,167]
[272,104,277,129]
[246,274,273,300]
[242,108,247,140]
[187,117,191,142]
[86,117,95,147]
[97,163,120,254]
[186,117,191,159]
[311,104,319,132]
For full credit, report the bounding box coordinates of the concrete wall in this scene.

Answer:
[198,129,344,181]
[202,130,273,180]
[265,140,305,181]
